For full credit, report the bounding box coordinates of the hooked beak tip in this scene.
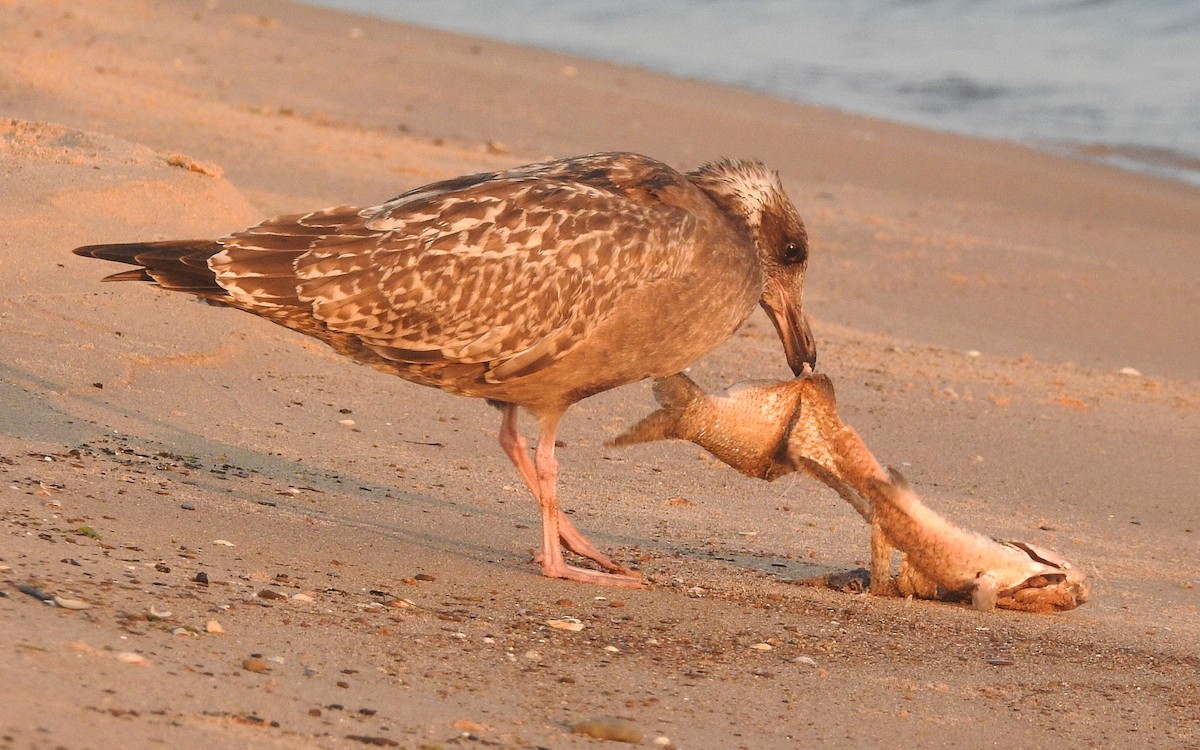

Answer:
[762,288,817,376]
[786,309,818,375]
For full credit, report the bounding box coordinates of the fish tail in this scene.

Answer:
[608,374,703,447]
[651,373,704,409]
[609,409,683,446]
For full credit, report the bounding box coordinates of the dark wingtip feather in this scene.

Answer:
[73,240,214,263]
[100,268,155,283]
[73,243,136,262]
[72,240,226,296]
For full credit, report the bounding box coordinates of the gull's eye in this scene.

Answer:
[781,241,807,265]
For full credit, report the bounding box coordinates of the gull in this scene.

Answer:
[73,151,815,587]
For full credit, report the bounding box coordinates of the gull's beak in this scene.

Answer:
[761,278,817,375]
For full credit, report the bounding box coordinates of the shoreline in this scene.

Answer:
[304,1,1200,190]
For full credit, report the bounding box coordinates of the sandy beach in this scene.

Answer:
[2,1,1198,748]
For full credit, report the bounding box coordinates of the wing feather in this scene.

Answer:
[207,154,702,381]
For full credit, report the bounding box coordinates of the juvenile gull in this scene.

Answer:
[73,151,816,587]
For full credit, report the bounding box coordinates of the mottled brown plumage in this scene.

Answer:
[73,151,817,587]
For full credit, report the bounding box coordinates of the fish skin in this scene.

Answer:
[613,374,808,480]
[866,469,1090,612]
[614,372,1090,612]
[614,372,877,519]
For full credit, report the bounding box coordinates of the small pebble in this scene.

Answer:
[193,571,210,585]
[1118,366,1142,377]
[986,658,1014,667]
[291,593,315,602]
[750,642,773,651]
[212,539,235,547]
[571,717,644,744]
[338,419,356,427]
[242,657,271,673]
[180,502,196,511]
[453,719,487,733]
[53,595,93,610]
[206,620,225,634]
[546,618,584,632]
[793,655,818,667]
[116,652,147,666]
[258,588,287,600]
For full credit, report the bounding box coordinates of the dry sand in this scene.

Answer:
[1,1,1198,748]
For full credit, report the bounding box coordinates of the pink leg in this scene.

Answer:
[498,405,541,494]
[498,406,642,587]
[554,512,632,575]
[498,405,624,570]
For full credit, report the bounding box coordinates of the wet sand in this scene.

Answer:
[1,1,1197,748]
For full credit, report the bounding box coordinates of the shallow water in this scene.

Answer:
[313,0,1200,186]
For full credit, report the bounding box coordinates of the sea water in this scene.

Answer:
[314,0,1200,187]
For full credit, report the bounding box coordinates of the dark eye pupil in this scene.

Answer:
[783,242,805,263]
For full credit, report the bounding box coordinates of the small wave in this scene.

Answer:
[1063,144,1200,187]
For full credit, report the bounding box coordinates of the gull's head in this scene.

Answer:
[689,158,816,374]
